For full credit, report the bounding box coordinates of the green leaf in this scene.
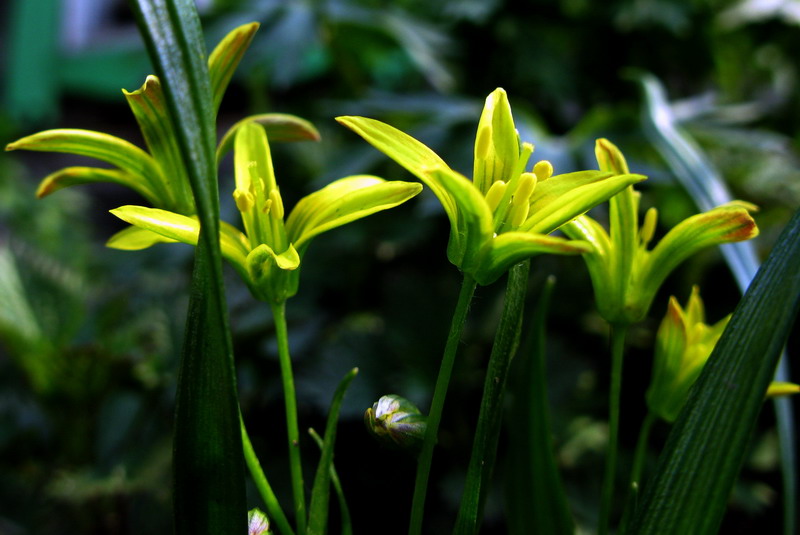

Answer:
[36,166,159,205]
[628,207,800,534]
[6,128,167,203]
[216,113,321,163]
[506,276,574,535]
[124,75,193,213]
[127,2,246,534]
[208,22,260,115]
[286,175,422,249]
[307,368,359,535]
[309,428,353,535]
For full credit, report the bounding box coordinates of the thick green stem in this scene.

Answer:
[454,262,529,535]
[599,323,628,535]
[270,301,306,534]
[409,274,478,535]
[240,412,296,535]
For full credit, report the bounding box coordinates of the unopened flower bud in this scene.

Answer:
[365,394,427,455]
[248,508,270,535]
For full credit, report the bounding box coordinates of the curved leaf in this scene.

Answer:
[216,113,321,163]
[208,22,260,115]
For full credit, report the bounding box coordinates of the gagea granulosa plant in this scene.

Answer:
[6,1,799,534]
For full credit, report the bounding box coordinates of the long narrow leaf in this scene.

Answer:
[628,207,800,534]
[635,72,795,535]
[307,368,359,535]
[127,2,246,535]
[506,275,574,535]
[309,428,353,535]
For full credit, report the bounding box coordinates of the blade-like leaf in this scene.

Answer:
[127,2,246,535]
[635,72,795,535]
[208,22,259,115]
[309,428,353,535]
[628,208,800,534]
[307,368,359,535]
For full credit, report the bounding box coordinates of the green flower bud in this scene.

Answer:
[364,394,427,455]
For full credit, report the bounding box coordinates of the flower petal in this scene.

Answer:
[216,113,320,163]
[336,115,456,217]
[109,205,250,270]
[245,242,301,303]
[473,88,519,194]
[637,202,759,312]
[474,232,591,285]
[523,170,646,234]
[423,166,494,273]
[124,75,193,213]
[6,129,166,206]
[36,166,158,205]
[106,225,178,250]
[208,22,260,115]
[286,175,422,249]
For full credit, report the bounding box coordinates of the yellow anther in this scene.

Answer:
[510,201,530,228]
[269,188,285,220]
[484,180,508,212]
[476,124,492,160]
[641,207,658,245]
[262,198,273,215]
[533,160,553,181]
[513,172,537,206]
[233,189,254,213]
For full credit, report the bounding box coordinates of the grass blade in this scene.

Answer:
[628,207,800,534]
[127,1,246,533]
[635,72,795,534]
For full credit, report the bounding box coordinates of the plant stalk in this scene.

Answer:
[599,323,628,535]
[409,274,478,535]
[270,300,306,534]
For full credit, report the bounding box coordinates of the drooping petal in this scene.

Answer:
[216,113,320,163]
[286,175,422,249]
[109,205,250,270]
[6,129,167,205]
[636,202,759,315]
[246,242,301,303]
[36,166,158,205]
[424,166,494,274]
[474,232,590,285]
[207,22,260,115]
[106,225,178,250]
[522,170,646,234]
[124,75,193,213]
[473,88,520,194]
[336,116,456,217]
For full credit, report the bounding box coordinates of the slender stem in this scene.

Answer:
[240,412,296,535]
[454,262,529,535]
[618,410,657,534]
[271,300,306,535]
[409,274,478,535]
[599,323,628,535]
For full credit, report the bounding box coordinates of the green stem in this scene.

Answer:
[409,274,478,535]
[599,323,628,535]
[240,412,296,535]
[454,262,529,535]
[618,410,656,534]
[270,301,306,535]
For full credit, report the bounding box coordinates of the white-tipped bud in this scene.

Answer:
[484,180,508,212]
[233,189,254,213]
[365,394,427,455]
[533,160,553,181]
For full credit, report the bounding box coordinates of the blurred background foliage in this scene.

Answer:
[1,0,798,533]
